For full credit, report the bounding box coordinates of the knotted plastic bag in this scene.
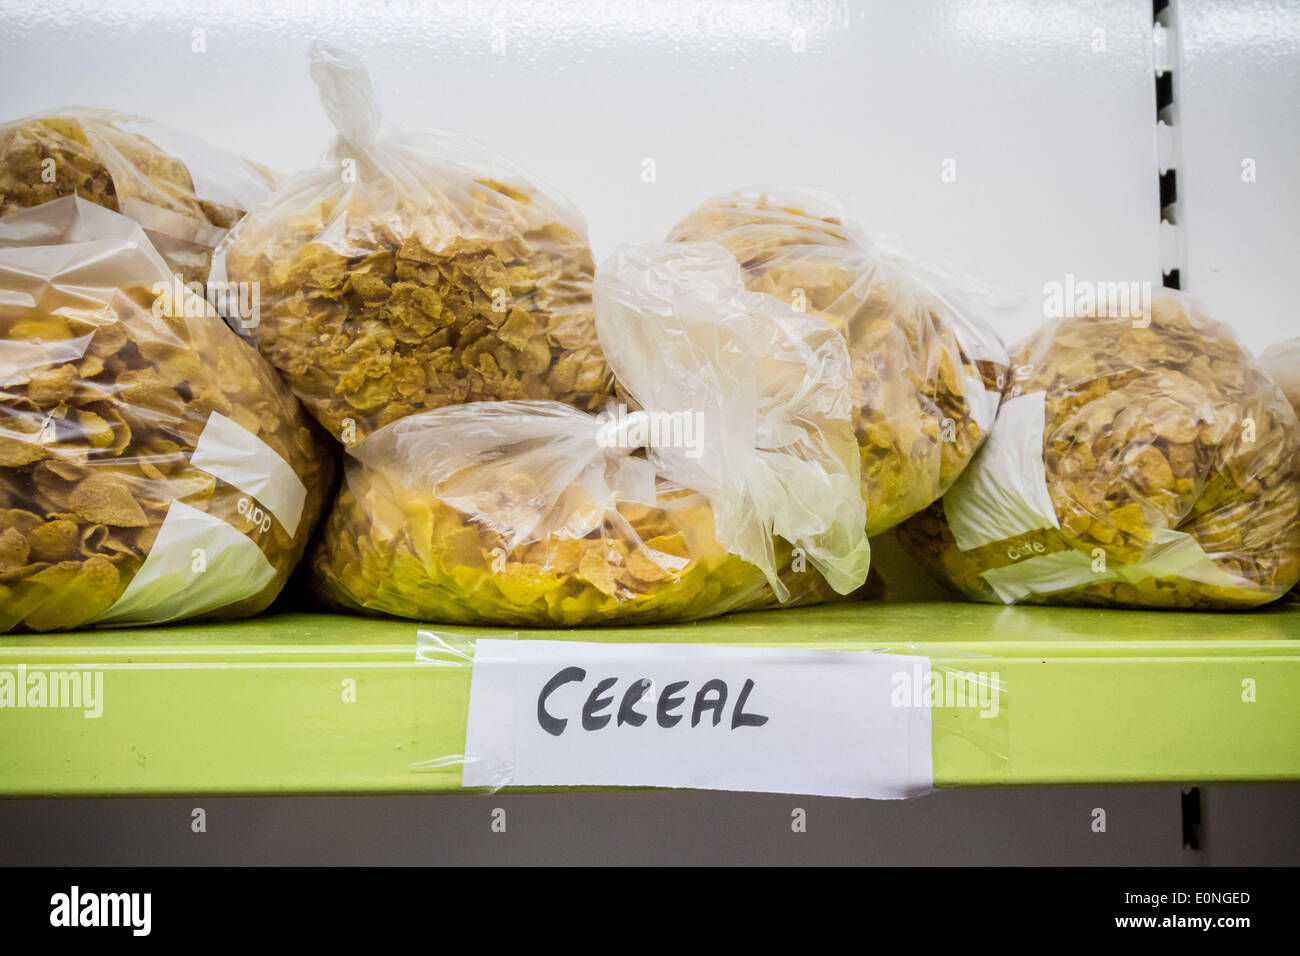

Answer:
[667,186,1008,536]
[310,242,870,626]
[896,296,1300,608]
[0,197,334,632]
[213,44,609,445]
[0,107,276,285]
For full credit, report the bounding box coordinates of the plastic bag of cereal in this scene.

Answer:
[896,297,1300,608]
[214,44,609,445]
[0,107,275,284]
[0,197,333,632]
[667,186,1008,536]
[310,243,870,626]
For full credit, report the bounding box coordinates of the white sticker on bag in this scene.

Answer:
[943,391,1059,551]
[189,412,307,536]
[93,499,276,626]
[462,639,934,799]
[979,526,1242,604]
[964,374,1002,435]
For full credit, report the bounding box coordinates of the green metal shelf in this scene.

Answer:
[1,601,1297,796]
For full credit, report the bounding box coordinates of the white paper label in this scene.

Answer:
[461,639,934,799]
[189,412,307,536]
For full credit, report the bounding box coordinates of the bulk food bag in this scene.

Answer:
[0,107,276,285]
[310,242,871,626]
[1259,338,1300,414]
[895,297,1300,609]
[1259,337,1300,603]
[667,187,1008,536]
[213,44,608,445]
[0,196,334,632]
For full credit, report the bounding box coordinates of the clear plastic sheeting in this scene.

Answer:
[410,629,516,788]
[310,242,870,627]
[897,295,1300,609]
[667,186,1009,536]
[212,44,609,445]
[0,106,276,284]
[1259,337,1300,416]
[0,196,334,632]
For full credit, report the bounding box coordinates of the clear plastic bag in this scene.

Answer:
[310,242,870,626]
[0,196,335,632]
[896,296,1300,609]
[1259,337,1300,604]
[0,107,276,285]
[667,186,1008,536]
[1259,338,1300,414]
[212,44,609,445]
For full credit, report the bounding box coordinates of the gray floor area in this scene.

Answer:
[1,784,1296,865]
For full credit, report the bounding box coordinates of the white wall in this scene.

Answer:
[1,0,1177,348]
[1174,0,1300,351]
